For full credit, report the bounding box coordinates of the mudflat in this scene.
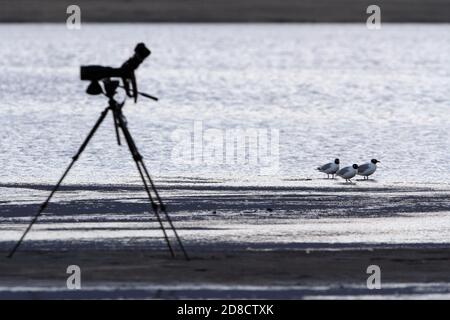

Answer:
[1,180,450,298]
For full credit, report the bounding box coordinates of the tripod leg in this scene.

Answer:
[7,107,110,258]
[127,132,189,260]
[112,110,121,146]
[134,161,175,258]
[139,161,190,261]
[113,114,176,257]
[115,112,189,259]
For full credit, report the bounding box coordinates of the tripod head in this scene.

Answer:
[103,79,121,99]
[80,43,158,102]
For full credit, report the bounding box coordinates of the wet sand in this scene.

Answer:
[1,248,450,299]
[1,180,450,298]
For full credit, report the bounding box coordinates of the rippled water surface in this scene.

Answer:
[0,24,449,184]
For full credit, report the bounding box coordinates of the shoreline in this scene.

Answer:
[2,180,450,247]
[1,180,450,298]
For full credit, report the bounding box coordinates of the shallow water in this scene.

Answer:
[0,24,449,185]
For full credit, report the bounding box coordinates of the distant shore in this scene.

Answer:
[1,0,449,23]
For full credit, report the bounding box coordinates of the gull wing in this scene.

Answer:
[337,167,350,176]
[319,163,332,171]
[358,163,370,174]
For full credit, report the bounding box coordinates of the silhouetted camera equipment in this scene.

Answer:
[80,43,156,102]
[8,43,188,260]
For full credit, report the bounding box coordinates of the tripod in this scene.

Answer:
[8,80,189,260]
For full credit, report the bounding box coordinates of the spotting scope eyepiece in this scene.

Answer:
[122,43,151,72]
[80,43,152,102]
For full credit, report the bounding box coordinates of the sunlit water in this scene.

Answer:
[0,24,449,185]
